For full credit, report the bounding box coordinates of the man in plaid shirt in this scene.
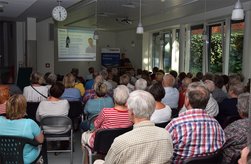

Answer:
[166,82,225,164]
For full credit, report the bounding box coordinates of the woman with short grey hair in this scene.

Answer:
[127,90,155,119]
[222,92,250,164]
[114,85,130,105]
[81,85,132,149]
[135,78,147,91]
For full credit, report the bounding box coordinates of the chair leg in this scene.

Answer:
[83,146,93,164]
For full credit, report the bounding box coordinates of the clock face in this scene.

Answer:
[52,6,67,21]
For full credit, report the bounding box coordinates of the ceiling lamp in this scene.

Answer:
[231,0,244,20]
[136,0,144,34]
[93,30,99,40]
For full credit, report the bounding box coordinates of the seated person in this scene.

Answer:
[94,90,173,164]
[135,78,147,90]
[0,72,22,96]
[23,72,48,102]
[166,82,225,163]
[0,86,9,115]
[120,74,134,92]
[60,73,81,101]
[81,85,133,148]
[147,83,172,123]
[74,76,85,97]
[36,82,70,122]
[161,74,179,109]
[222,92,250,164]
[83,75,103,103]
[217,83,244,126]
[83,82,114,128]
[0,94,44,164]
[44,72,57,90]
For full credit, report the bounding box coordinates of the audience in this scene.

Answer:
[148,83,172,123]
[36,82,70,122]
[166,82,225,163]
[0,94,44,164]
[23,72,48,102]
[81,85,132,149]
[61,73,81,101]
[161,74,179,109]
[222,92,250,164]
[95,90,173,164]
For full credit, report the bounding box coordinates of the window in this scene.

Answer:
[229,21,244,74]
[190,25,203,74]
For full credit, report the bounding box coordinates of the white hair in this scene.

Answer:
[135,78,147,90]
[113,85,130,105]
[127,90,155,119]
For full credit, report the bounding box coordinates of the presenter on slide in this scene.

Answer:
[85,38,96,53]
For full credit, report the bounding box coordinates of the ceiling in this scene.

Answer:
[0,0,250,31]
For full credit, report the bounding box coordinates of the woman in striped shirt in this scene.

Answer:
[82,85,133,148]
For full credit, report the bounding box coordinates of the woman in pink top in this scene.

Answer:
[82,85,133,148]
[0,86,10,115]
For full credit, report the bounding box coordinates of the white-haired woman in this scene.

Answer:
[82,85,133,148]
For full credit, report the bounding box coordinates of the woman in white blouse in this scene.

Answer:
[148,83,172,123]
[23,72,48,102]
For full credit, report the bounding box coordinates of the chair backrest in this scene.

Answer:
[26,102,40,122]
[68,101,83,118]
[155,121,170,128]
[93,126,133,154]
[0,136,39,164]
[184,150,222,164]
[40,116,72,134]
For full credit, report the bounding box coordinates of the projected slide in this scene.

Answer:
[58,28,96,61]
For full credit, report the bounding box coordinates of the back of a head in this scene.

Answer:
[6,94,27,120]
[71,68,79,77]
[113,85,130,106]
[229,83,244,96]
[237,92,250,118]
[169,70,178,78]
[89,67,94,74]
[100,70,108,80]
[127,90,155,119]
[120,74,130,85]
[187,82,210,109]
[30,72,44,85]
[203,72,214,81]
[135,78,147,90]
[178,72,187,81]
[204,80,215,92]
[94,82,107,97]
[46,73,57,85]
[163,74,175,87]
[147,83,165,102]
[63,73,76,88]
[196,72,203,80]
[50,82,65,98]
[214,75,224,89]
[182,77,192,88]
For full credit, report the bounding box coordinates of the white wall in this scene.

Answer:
[115,29,143,70]
[37,18,54,74]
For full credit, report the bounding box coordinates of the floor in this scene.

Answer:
[47,130,83,164]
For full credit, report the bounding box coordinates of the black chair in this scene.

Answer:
[155,121,170,128]
[82,126,133,164]
[68,101,83,131]
[0,135,47,164]
[184,150,222,164]
[26,102,40,124]
[40,116,73,164]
